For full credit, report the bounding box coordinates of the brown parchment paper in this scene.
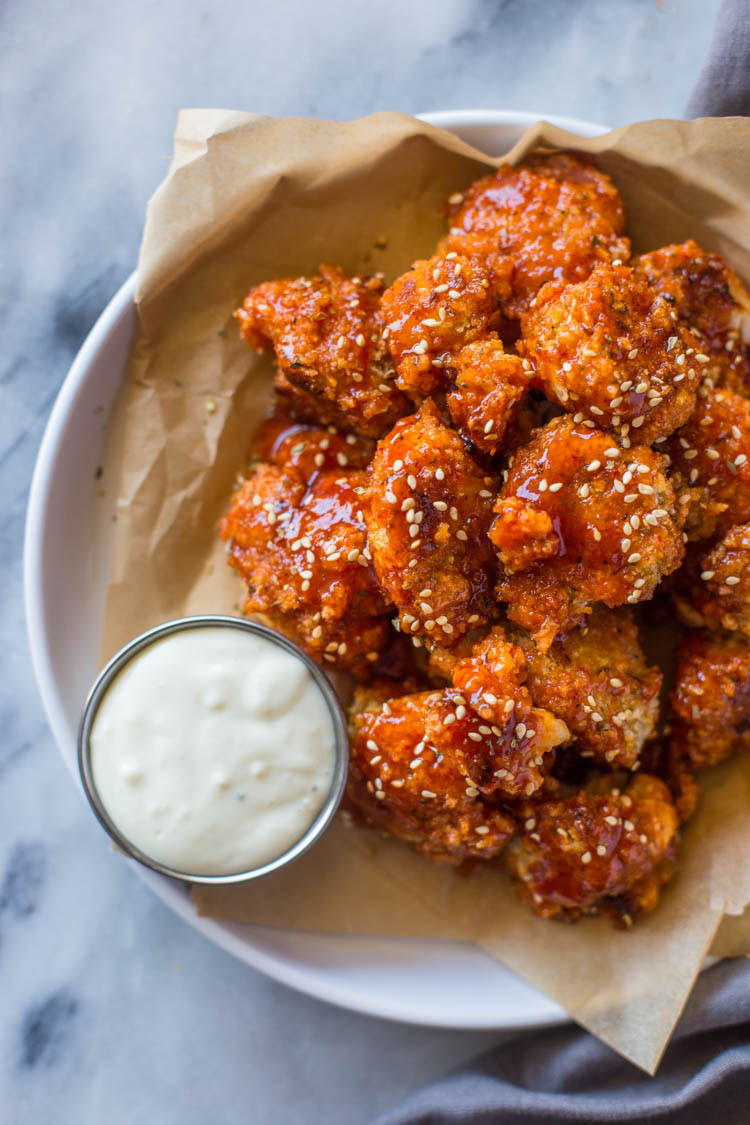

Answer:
[101,111,750,1073]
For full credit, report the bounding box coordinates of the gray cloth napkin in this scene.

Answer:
[375,2,750,1120]
[375,960,750,1124]
[686,0,750,118]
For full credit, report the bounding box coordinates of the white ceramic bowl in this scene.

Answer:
[25,109,606,1029]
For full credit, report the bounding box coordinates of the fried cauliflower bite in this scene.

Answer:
[519,265,701,444]
[450,627,570,760]
[491,416,685,649]
[675,524,750,637]
[221,464,390,676]
[364,400,498,649]
[252,411,374,481]
[235,265,409,437]
[670,630,750,769]
[445,336,532,456]
[440,152,630,320]
[506,774,679,924]
[635,240,750,396]
[508,608,662,770]
[667,388,750,540]
[348,691,515,863]
[379,252,503,397]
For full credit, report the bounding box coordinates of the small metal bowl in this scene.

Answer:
[77,615,350,884]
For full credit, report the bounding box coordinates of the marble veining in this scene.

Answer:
[1,0,723,1120]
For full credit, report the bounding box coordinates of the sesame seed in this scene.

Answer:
[456,529,468,541]
[586,460,601,472]
[421,790,436,799]
[581,851,592,865]
[700,570,715,581]
[483,692,498,705]
[726,575,741,585]
[627,552,642,564]
[596,845,607,856]
[475,826,490,835]
[468,732,482,742]
[435,468,445,481]
[549,482,563,493]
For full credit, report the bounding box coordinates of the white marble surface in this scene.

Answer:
[2,1,724,1121]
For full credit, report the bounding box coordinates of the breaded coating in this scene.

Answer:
[221,464,390,676]
[635,240,750,397]
[348,691,515,863]
[441,152,630,319]
[365,400,497,649]
[451,626,569,740]
[667,388,750,540]
[252,411,374,481]
[380,252,502,397]
[660,744,700,825]
[235,264,409,437]
[506,774,679,924]
[491,416,684,648]
[670,630,750,769]
[675,524,750,637]
[446,627,570,792]
[445,336,532,455]
[508,608,662,769]
[426,690,566,799]
[519,265,700,444]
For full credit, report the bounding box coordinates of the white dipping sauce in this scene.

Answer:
[90,627,336,875]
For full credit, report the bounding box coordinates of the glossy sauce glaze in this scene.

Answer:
[90,627,336,875]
